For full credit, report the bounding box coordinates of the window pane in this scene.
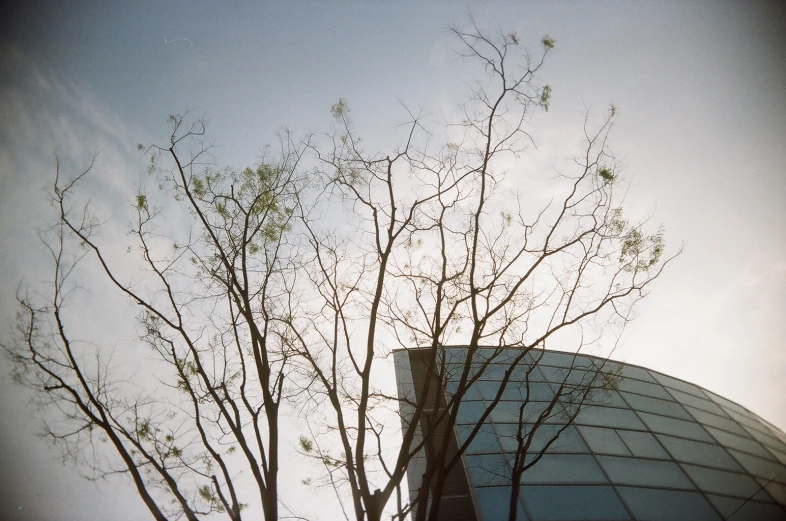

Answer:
[684,406,750,437]
[537,365,570,383]
[537,352,596,369]
[493,381,556,402]
[461,382,482,401]
[521,485,630,521]
[742,423,786,452]
[465,453,510,487]
[759,479,786,504]
[620,391,693,420]
[475,486,527,521]
[725,406,774,433]
[616,378,672,400]
[577,426,631,456]
[706,495,786,521]
[597,456,693,488]
[617,429,670,459]
[476,380,501,401]
[575,406,646,430]
[705,426,773,459]
[520,454,607,484]
[444,347,469,365]
[490,402,524,424]
[668,388,726,416]
[459,423,500,454]
[476,363,508,381]
[494,423,588,456]
[456,400,489,424]
[657,435,743,471]
[729,449,786,483]
[521,424,588,454]
[651,372,709,398]
[638,412,713,442]
[590,358,624,375]
[768,447,786,466]
[616,487,720,521]
[474,347,510,364]
[681,464,760,498]
[703,389,750,416]
[619,365,658,383]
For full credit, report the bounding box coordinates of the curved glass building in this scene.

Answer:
[393,347,786,521]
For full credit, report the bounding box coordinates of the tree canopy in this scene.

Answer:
[4,23,676,521]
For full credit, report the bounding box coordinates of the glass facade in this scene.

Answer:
[394,348,786,521]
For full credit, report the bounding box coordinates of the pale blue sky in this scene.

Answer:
[1,1,785,520]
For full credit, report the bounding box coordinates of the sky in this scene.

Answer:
[1,1,785,520]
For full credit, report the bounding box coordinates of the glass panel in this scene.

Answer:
[760,418,786,443]
[586,387,628,408]
[768,447,786,466]
[520,485,630,521]
[619,391,693,420]
[520,454,607,484]
[742,423,786,452]
[758,479,786,504]
[494,381,556,402]
[465,453,510,487]
[534,402,572,425]
[667,388,727,416]
[684,405,750,437]
[616,378,672,400]
[456,400,490,424]
[617,429,670,459]
[474,347,510,364]
[590,358,624,374]
[443,347,469,365]
[462,382,483,401]
[726,407,779,437]
[729,449,786,483]
[577,426,631,456]
[597,456,693,488]
[706,495,786,521]
[681,464,761,498]
[651,371,709,398]
[519,424,588,455]
[705,426,773,459]
[490,400,573,425]
[703,388,748,415]
[619,365,658,383]
[616,487,720,521]
[574,406,646,430]
[490,402,524,424]
[458,423,500,454]
[475,363,508,381]
[638,412,714,442]
[536,365,570,384]
[477,380,502,401]
[522,364,549,383]
[537,351,596,369]
[474,486,527,521]
[494,422,520,452]
[494,423,588,456]
[656,435,743,471]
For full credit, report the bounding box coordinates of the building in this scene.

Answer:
[393,347,786,521]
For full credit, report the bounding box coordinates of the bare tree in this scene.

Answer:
[287,22,677,521]
[4,21,678,521]
[4,117,307,521]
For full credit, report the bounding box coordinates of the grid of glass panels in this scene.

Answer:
[435,347,786,521]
